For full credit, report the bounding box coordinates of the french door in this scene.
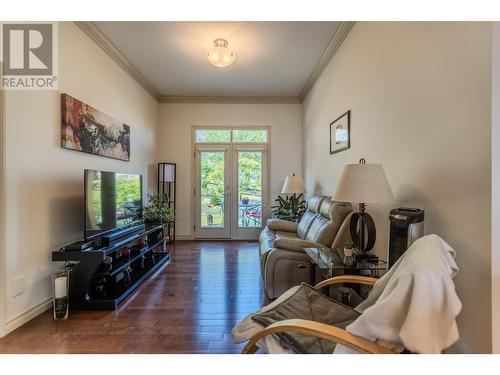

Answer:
[194,144,268,240]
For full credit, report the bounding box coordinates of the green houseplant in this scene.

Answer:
[143,193,175,225]
[271,194,306,217]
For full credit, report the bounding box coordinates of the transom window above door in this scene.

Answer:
[194,128,268,143]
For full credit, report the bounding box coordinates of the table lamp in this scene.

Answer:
[332,159,394,253]
[281,174,306,216]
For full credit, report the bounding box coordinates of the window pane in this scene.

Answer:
[232,129,267,143]
[200,151,225,228]
[238,151,262,228]
[195,129,230,143]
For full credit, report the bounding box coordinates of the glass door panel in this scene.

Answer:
[195,146,230,239]
[237,151,262,228]
[200,152,225,228]
[232,146,267,240]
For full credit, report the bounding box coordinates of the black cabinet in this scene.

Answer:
[52,224,169,310]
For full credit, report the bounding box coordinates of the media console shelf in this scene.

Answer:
[52,224,169,310]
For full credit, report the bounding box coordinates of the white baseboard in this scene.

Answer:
[4,298,52,336]
[175,234,194,240]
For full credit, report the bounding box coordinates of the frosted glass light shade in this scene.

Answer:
[206,39,236,68]
[333,163,394,204]
[281,175,306,194]
[161,164,175,182]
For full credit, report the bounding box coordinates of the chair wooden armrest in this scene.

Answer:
[314,275,378,290]
[241,319,396,354]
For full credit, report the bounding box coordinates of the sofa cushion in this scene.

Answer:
[307,195,324,213]
[297,210,317,239]
[305,215,335,246]
[275,231,300,240]
[325,200,353,222]
[273,238,326,252]
[305,200,353,247]
[319,199,335,218]
[296,195,325,239]
[266,219,299,233]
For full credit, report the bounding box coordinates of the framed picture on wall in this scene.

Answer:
[61,94,131,161]
[330,110,350,155]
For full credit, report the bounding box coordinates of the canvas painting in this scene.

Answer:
[61,94,130,161]
[330,110,350,155]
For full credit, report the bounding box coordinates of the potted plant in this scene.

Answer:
[343,238,354,258]
[271,194,306,218]
[143,193,175,226]
[207,207,214,226]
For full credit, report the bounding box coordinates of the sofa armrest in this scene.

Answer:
[266,219,299,233]
[273,238,326,252]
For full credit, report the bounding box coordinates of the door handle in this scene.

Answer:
[224,193,231,197]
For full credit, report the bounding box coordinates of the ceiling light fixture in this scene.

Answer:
[206,38,236,68]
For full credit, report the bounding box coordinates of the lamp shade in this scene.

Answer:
[281,174,306,194]
[333,163,395,204]
[160,164,175,182]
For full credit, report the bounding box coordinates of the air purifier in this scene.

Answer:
[388,208,425,268]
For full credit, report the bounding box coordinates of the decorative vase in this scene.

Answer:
[52,270,69,320]
[207,214,213,226]
[343,247,354,266]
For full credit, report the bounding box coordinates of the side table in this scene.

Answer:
[304,247,387,297]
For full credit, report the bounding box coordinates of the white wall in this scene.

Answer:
[302,22,492,353]
[158,103,302,238]
[492,22,500,353]
[1,22,159,334]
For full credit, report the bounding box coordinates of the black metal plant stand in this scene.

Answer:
[157,162,176,243]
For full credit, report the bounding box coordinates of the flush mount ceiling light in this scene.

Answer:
[206,38,236,68]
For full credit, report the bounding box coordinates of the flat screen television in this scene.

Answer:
[84,169,143,239]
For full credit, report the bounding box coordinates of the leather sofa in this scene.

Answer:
[259,195,353,299]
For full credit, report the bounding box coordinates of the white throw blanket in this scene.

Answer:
[233,234,462,354]
[335,234,462,354]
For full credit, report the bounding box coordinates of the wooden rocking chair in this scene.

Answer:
[241,275,396,354]
[239,235,461,355]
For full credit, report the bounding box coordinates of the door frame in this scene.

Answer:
[191,126,271,240]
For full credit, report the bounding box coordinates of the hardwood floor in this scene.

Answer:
[0,240,268,354]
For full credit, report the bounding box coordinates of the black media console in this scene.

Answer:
[52,224,169,310]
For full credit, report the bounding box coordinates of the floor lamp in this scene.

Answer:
[158,162,176,243]
[332,159,394,253]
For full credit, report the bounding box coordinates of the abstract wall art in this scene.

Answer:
[61,94,130,161]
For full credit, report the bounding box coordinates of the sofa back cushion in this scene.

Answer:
[305,200,352,247]
[297,196,324,239]
[297,211,317,239]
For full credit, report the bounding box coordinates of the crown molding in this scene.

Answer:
[74,21,161,102]
[299,21,356,100]
[160,95,301,104]
[75,21,354,105]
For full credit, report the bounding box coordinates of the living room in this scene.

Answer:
[1,0,500,371]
